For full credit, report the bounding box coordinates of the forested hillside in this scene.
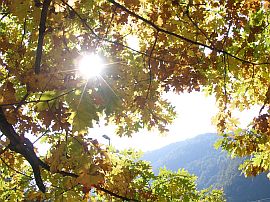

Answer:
[143,134,270,202]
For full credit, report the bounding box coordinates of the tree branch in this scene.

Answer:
[0,89,75,107]
[33,129,50,144]
[62,0,96,37]
[0,146,8,156]
[34,0,52,74]
[185,9,212,46]
[94,185,139,201]
[104,6,117,39]
[15,92,29,111]
[0,156,33,179]
[61,0,194,66]
[37,158,138,201]
[0,107,46,192]
[146,31,158,100]
[223,55,228,106]
[107,0,270,66]
[0,107,139,200]
[0,12,9,21]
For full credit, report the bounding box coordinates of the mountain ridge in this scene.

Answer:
[143,133,270,202]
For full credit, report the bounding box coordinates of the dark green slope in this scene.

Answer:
[143,133,270,202]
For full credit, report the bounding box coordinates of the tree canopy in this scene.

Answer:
[0,0,270,201]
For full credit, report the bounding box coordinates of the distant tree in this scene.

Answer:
[0,0,269,200]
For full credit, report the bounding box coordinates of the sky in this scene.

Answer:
[90,91,259,152]
[78,38,259,152]
[70,48,260,152]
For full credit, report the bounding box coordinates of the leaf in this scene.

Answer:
[214,138,223,150]
[70,101,99,133]
[66,91,100,133]
[157,16,163,26]
[76,172,104,188]
[36,91,57,111]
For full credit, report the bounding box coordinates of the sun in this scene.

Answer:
[78,53,104,79]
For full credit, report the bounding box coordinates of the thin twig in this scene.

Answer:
[104,6,117,38]
[94,185,139,202]
[33,129,50,144]
[0,12,9,21]
[222,21,232,48]
[259,85,270,114]
[223,55,228,106]
[0,156,33,179]
[0,146,8,156]
[60,0,200,66]
[146,32,159,100]
[62,29,70,52]
[0,89,75,107]
[47,101,63,128]
[15,92,29,111]
[62,0,96,37]
[107,0,270,66]
[184,5,212,45]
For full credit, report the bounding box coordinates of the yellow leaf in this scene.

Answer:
[157,16,163,26]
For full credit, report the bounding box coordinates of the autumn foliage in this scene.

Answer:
[0,0,270,201]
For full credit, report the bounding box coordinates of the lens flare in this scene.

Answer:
[78,53,104,78]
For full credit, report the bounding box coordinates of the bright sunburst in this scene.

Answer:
[78,53,104,79]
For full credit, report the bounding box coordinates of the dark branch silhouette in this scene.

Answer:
[0,107,138,201]
[107,0,270,66]
[0,107,46,192]
[34,0,51,74]
[61,0,202,67]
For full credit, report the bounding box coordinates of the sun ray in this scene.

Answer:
[76,80,89,111]
[98,76,120,99]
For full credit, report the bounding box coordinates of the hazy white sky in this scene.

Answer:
[77,45,218,151]
[90,92,259,152]
[72,38,260,152]
[34,91,259,156]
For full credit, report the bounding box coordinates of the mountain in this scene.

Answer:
[143,133,270,202]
